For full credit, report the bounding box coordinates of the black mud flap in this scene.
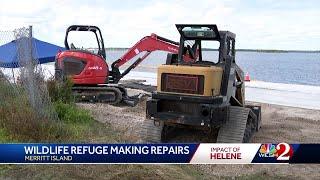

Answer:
[246,105,262,131]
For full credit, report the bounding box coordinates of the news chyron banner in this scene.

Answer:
[0,143,319,164]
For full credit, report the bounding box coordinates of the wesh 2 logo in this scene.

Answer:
[259,143,294,160]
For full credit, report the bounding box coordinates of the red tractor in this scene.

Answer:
[55,25,195,105]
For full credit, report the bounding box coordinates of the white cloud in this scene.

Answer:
[0,0,319,50]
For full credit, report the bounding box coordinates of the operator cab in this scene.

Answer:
[158,24,239,98]
[173,24,235,66]
[55,25,109,84]
[64,25,106,59]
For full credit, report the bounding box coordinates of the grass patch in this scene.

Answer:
[0,101,69,142]
[0,164,207,180]
[236,171,293,180]
[0,128,13,143]
[0,164,296,180]
[54,101,93,124]
[0,77,112,143]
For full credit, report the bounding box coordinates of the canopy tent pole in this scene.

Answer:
[11,68,15,84]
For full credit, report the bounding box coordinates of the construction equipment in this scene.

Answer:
[55,25,194,105]
[143,24,261,143]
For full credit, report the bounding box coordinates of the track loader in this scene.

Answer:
[143,24,261,143]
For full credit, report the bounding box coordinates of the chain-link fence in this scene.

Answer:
[0,26,59,126]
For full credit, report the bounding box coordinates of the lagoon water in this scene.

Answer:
[104,50,320,86]
[3,49,319,108]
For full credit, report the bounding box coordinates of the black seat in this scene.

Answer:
[166,53,178,65]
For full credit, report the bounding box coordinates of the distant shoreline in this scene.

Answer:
[104,47,320,53]
[236,49,320,53]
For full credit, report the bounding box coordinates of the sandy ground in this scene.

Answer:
[78,84,320,179]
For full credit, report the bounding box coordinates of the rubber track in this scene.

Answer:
[140,119,163,143]
[72,86,122,104]
[216,106,250,143]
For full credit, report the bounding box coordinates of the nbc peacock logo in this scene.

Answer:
[259,144,277,158]
[258,143,294,160]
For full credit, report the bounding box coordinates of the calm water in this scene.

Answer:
[104,50,320,86]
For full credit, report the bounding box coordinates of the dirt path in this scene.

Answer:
[251,102,320,143]
[78,87,320,179]
[78,98,146,142]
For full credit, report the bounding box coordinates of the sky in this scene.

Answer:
[0,0,319,50]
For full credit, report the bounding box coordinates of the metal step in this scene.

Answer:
[216,106,250,143]
[108,76,115,83]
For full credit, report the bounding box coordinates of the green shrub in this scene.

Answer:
[54,101,93,124]
[48,78,94,124]
[47,77,74,104]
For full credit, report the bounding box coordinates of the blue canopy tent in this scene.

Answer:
[0,38,65,68]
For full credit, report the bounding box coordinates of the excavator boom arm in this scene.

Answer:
[113,33,181,67]
[110,33,195,83]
